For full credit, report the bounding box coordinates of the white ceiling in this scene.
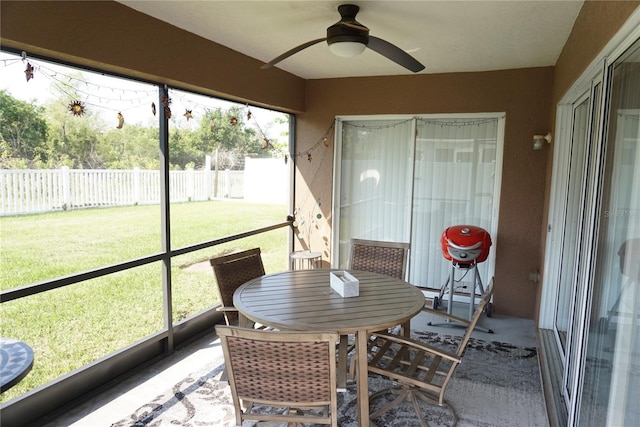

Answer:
[117,0,584,80]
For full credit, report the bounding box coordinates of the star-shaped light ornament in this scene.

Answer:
[68,100,86,116]
[25,62,34,82]
[247,110,252,120]
[184,109,193,121]
[230,117,238,126]
[261,138,269,149]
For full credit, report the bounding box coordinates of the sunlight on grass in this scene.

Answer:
[0,200,290,403]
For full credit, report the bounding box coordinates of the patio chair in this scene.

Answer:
[346,239,411,380]
[366,278,495,427]
[349,238,410,280]
[216,325,339,427]
[210,248,265,327]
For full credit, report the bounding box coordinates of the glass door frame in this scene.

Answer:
[539,10,640,425]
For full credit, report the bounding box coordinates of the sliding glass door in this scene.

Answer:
[554,94,591,353]
[552,83,602,409]
[544,31,640,426]
[332,114,504,293]
[576,39,640,426]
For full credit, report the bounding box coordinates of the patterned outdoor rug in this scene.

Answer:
[112,332,546,427]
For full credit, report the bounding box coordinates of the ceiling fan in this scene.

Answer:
[261,4,425,73]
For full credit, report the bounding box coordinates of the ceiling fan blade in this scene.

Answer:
[367,36,425,73]
[261,38,326,69]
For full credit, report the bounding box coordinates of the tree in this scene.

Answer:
[0,90,49,168]
[43,73,108,169]
[191,106,263,169]
[168,125,200,169]
[102,125,160,169]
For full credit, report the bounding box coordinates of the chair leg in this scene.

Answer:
[369,387,410,419]
[370,385,458,427]
[415,392,458,426]
[409,392,430,427]
[219,367,228,382]
[337,335,349,389]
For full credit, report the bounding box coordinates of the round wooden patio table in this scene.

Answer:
[234,268,425,427]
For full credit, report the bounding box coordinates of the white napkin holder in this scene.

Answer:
[330,271,359,297]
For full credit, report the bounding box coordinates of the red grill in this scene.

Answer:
[432,224,494,326]
[441,225,492,266]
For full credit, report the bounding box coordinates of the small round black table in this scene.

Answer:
[1,338,34,393]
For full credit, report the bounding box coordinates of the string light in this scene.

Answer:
[24,62,34,82]
[7,51,286,154]
[68,100,86,116]
[0,57,21,67]
[341,116,504,131]
[294,120,335,161]
[36,64,156,115]
[165,94,277,151]
[418,117,504,127]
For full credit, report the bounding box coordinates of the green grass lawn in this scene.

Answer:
[0,201,290,402]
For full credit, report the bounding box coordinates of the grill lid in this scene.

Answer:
[441,225,492,264]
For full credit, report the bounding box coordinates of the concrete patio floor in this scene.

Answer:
[38,302,542,426]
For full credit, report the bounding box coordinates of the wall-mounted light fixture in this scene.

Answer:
[533,132,552,150]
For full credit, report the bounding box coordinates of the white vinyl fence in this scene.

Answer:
[0,158,289,216]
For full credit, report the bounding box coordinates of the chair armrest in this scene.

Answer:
[421,306,471,327]
[370,331,460,363]
[216,306,255,328]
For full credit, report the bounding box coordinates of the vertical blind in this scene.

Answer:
[334,115,504,293]
[336,119,414,268]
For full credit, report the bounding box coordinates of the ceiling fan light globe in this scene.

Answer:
[329,41,366,57]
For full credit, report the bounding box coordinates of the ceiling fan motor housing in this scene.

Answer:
[327,25,369,46]
[327,4,369,47]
